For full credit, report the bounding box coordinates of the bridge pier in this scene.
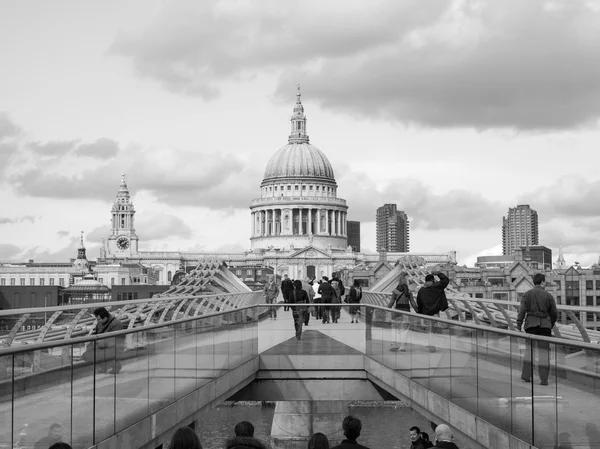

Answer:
[270,401,348,449]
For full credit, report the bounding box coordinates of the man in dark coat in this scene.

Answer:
[331,415,370,449]
[516,273,558,386]
[291,280,310,340]
[82,307,125,374]
[416,271,449,353]
[433,424,459,448]
[226,421,269,449]
[318,276,334,323]
[281,274,294,312]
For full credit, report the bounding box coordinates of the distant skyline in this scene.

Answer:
[1,0,600,267]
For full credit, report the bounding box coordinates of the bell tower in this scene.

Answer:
[107,174,139,256]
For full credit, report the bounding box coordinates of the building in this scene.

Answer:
[376,204,409,252]
[94,88,455,285]
[347,221,360,252]
[477,246,553,270]
[502,205,539,255]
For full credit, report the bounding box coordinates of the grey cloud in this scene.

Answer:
[20,238,96,263]
[28,140,78,157]
[111,0,447,100]
[0,243,22,260]
[86,214,193,244]
[0,216,35,225]
[338,167,504,231]
[0,113,20,139]
[276,1,600,130]
[56,230,70,238]
[10,146,260,209]
[76,138,119,159]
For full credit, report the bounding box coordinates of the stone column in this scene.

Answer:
[308,208,312,235]
[272,208,276,236]
[262,210,266,236]
[299,208,303,235]
[270,401,347,449]
[251,212,255,236]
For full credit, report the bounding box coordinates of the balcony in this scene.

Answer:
[250,196,347,207]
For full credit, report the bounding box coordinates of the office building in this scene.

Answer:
[376,204,409,252]
[347,221,361,252]
[502,205,539,255]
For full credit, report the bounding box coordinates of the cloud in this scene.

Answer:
[56,230,70,238]
[28,140,78,157]
[112,0,600,130]
[0,243,22,260]
[76,138,120,159]
[0,216,35,225]
[338,165,504,230]
[0,113,20,139]
[111,0,447,100]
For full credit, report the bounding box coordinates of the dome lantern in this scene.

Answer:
[289,85,309,144]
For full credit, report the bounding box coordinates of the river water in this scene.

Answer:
[194,402,434,449]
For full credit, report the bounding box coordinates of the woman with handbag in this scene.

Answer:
[348,280,363,323]
[387,272,412,352]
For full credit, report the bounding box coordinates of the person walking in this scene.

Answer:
[313,279,322,321]
[516,273,558,386]
[330,276,341,323]
[281,274,294,312]
[318,276,334,324]
[291,280,310,340]
[388,272,412,351]
[348,280,362,323]
[263,275,279,320]
[416,271,449,353]
[303,278,315,326]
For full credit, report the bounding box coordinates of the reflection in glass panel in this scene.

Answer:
[196,316,215,389]
[149,325,175,414]
[93,337,117,443]
[175,321,198,400]
[427,317,451,399]
[0,354,13,448]
[510,334,533,444]
[449,325,477,416]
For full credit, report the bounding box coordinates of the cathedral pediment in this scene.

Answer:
[288,246,332,259]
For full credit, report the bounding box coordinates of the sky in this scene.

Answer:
[1,0,600,267]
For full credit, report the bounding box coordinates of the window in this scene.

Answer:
[13,292,20,304]
[134,292,138,300]
[247,269,252,275]
[587,296,595,306]
[287,186,291,191]
[295,185,299,190]
[257,270,262,275]
[30,292,36,305]
[596,280,600,290]
[302,185,306,190]
[0,278,5,286]
[49,278,55,286]
[587,312,596,321]
[40,278,45,286]
[556,295,561,304]
[316,186,320,191]
[274,186,278,191]
[475,293,484,298]
[309,186,313,190]
[586,280,594,290]
[20,278,25,286]
[121,278,126,285]
[59,278,65,286]
[236,270,242,275]
[117,292,123,301]
[30,278,35,286]
[111,278,115,285]
[554,280,561,289]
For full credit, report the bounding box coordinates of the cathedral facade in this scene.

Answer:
[101,89,456,285]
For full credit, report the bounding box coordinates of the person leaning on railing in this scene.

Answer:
[81,307,125,374]
[416,272,449,353]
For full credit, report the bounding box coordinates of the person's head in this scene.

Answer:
[322,276,329,282]
[353,280,360,288]
[49,444,72,449]
[409,426,421,442]
[284,274,289,279]
[93,307,110,323]
[421,432,430,443]
[341,415,362,441]
[435,424,453,442]
[170,427,202,449]
[294,279,303,290]
[49,423,63,440]
[268,275,274,282]
[399,271,409,281]
[424,274,435,283]
[533,273,546,286]
[234,421,254,438]
[307,432,330,449]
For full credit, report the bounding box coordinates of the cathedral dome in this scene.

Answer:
[263,143,335,183]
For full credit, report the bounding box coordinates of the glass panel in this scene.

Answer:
[227,310,243,370]
[115,329,150,433]
[367,306,385,365]
[555,343,600,449]
[449,324,477,416]
[93,337,117,442]
[410,314,432,389]
[174,320,197,400]
[475,328,513,433]
[428,316,451,398]
[531,339,557,449]
[196,315,215,389]
[511,334,534,444]
[72,340,94,448]
[12,343,74,449]
[0,354,13,448]
[149,325,175,414]
[214,314,230,377]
